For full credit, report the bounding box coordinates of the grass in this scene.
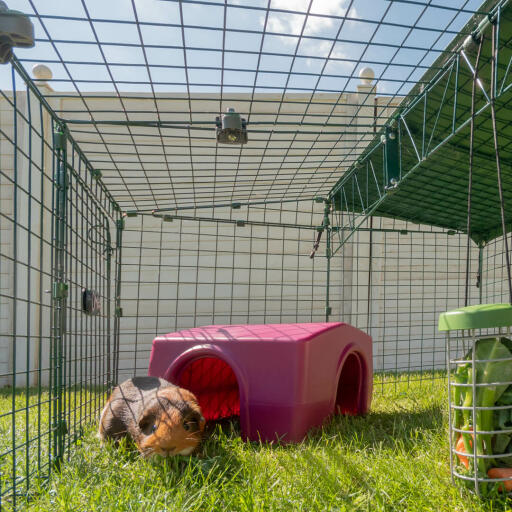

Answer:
[1,373,512,511]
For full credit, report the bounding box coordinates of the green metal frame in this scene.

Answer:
[0,57,123,508]
[51,123,68,469]
[328,0,512,255]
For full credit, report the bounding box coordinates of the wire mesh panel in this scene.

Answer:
[330,215,481,391]
[12,0,485,212]
[117,206,483,394]
[0,68,55,508]
[0,62,119,509]
[483,235,512,304]
[116,200,342,379]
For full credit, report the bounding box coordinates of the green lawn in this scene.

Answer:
[2,374,512,511]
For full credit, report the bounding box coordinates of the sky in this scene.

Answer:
[1,0,486,98]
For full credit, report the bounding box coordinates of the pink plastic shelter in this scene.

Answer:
[148,322,372,443]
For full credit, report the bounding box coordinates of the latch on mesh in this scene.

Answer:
[310,197,331,259]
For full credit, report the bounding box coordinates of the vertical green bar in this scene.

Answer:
[325,201,331,322]
[478,244,484,304]
[113,218,124,386]
[325,229,331,322]
[52,125,68,468]
[11,64,19,509]
[384,124,400,188]
[105,220,112,391]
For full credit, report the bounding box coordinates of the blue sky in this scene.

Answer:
[3,0,484,97]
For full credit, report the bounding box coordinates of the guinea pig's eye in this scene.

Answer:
[139,415,157,436]
[183,412,202,432]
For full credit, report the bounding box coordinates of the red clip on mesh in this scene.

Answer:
[177,357,240,421]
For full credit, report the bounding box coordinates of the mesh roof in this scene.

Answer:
[9,0,490,212]
[329,0,512,243]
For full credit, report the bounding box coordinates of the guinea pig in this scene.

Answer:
[98,376,205,457]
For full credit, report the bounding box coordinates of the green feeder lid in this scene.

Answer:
[438,303,512,332]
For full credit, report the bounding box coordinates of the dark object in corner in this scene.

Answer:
[0,1,34,64]
[82,289,101,315]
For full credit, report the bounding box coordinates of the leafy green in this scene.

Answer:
[492,377,512,466]
[453,337,512,481]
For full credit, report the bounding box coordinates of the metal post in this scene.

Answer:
[367,217,373,332]
[446,331,454,484]
[477,243,484,303]
[51,124,68,468]
[325,201,332,322]
[105,220,113,391]
[112,217,124,386]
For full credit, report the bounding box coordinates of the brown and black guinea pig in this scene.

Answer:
[98,376,205,457]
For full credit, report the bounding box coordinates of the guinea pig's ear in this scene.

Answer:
[138,414,157,436]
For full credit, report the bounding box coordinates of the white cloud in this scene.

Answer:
[262,0,356,73]
[267,10,306,37]
[265,0,353,40]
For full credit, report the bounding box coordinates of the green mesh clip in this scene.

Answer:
[115,307,123,318]
[126,211,138,217]
[91,169,102,180]
[325,306,332,315]
[54,131,66,150]
[52,281,68,299]
[116,219,125,231]
[163,215,173,222]
[236,220,246,227]
[231,202,241,209]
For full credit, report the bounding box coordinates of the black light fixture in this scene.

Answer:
[0,1,34,64]
[215,107,248,145]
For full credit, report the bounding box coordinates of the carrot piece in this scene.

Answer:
[456,434,471,469]
[487,468,512,492]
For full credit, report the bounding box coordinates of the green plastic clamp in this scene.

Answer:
[54,131,66,150]
[52,281,68,299]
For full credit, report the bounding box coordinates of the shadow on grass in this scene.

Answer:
[198,401,445,454]
[307,403,445,449]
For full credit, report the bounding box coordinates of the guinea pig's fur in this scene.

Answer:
[98,376,205,457]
